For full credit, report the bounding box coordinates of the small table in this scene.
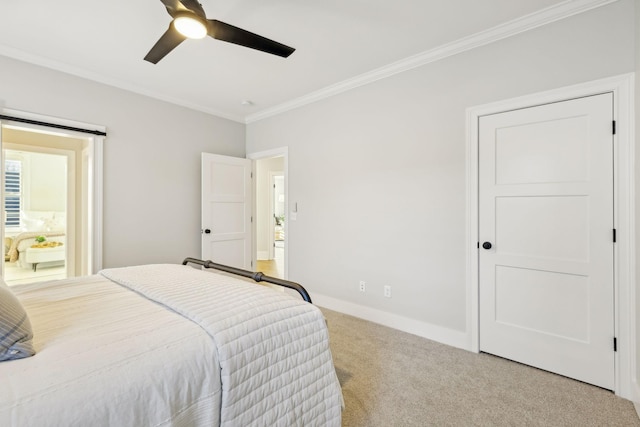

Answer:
[24,245,65,272]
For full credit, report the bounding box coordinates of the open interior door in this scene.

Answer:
[201,153,252,270]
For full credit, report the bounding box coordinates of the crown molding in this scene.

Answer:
[245,0,619,124]
[0,45,245,123]
[0,0,619,125]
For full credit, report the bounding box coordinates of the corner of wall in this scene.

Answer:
[634,0,640,398]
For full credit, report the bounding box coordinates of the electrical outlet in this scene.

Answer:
[359,281,366,292]
[384,285,391,298]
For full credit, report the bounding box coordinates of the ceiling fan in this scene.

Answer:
[145,0,295,64]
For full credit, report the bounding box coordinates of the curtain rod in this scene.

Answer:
[0,114,107,137]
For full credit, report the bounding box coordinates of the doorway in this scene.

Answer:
[3,146,72,284]
[249,148,288,279]
[263,172,285,277]
[0,116,103,285]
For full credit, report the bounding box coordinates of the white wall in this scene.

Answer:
[27,152,67,212]
[0,56,246,267]
[247,1,636,341]
[3,148,67,213]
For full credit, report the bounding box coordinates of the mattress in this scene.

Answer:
[0,265,343,426]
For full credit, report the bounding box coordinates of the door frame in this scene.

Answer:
[466,73,635,399]
[247,147,288,279]
[0,109,104,276]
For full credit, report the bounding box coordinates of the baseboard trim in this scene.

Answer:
[313,293,468,350]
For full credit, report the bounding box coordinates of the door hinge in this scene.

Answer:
[251,216,253,223]
[251,172,253,178]
[612,120,616,135]
[477,242,480,249]
[614,337,617,352]
[613,228,616,243]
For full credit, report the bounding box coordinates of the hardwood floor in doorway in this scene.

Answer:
[256,241,284,278]
[256,259,283,278]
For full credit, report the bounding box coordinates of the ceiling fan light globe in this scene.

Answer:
[174,16,207,39]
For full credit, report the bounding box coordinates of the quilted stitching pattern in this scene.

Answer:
[101,264,342,427]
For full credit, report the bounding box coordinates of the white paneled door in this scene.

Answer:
[478,93,614,389]
[201,153,252,270]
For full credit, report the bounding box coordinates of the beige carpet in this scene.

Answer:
[321,308,640,427]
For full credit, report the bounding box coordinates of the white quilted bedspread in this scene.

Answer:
[100,264,343,427]
[1,274,222,427]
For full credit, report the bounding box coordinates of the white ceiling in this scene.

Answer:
[0,0,601,122]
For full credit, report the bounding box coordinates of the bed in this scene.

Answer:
[4,211,66,269]
[6,231,66,269]
[0,259,343,426]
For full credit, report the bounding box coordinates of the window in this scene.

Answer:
[5,159,21,227]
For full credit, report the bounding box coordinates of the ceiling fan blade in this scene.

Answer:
[144,24,187,64]
[159,0,194,19]
[207,20,295,58]
[177,0,206,18]
[159,0,181,9]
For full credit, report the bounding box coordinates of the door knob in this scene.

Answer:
[482,241,492,250]
[204,229,211,234]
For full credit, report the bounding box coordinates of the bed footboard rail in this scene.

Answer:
[182,257,312,303]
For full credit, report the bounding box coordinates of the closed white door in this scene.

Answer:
[201,153,252,270]
[479,93,614,389]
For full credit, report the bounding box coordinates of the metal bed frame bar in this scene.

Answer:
[182,257,312,303]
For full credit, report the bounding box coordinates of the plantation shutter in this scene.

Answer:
[4,159,21,227]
